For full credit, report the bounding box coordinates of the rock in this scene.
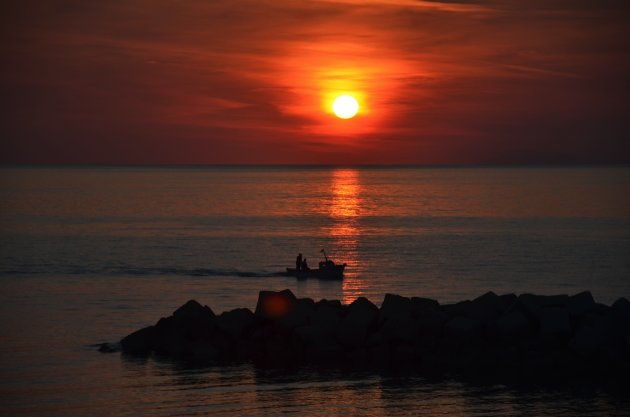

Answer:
[276,297,316,330]
[569,325,610,357]
[442,294,504,322]
[416,306,449,337]
[582,310,617,338]
[369,343,391,368]
[150,317,179,354]
[378,317,420,345]
[567,291,595,317]
[150,313,217,356]
[379,293,412,322]
[537,306,572,340]
[312,302,342,333]
[216,308,256,339]
[259,334,298,366]
[410,296,439,313]
[443,317,482,344]
[337,297,378,348]
[519,294,569,315]
[392,345,420,367]
[142,300,217,355]
[317,299,342,310]
[489,310,530,343]
[623,335,630,356]
[173,299,215,322]
[613,297,630,323]
[499,293,517,311]
[463,291,504,322]
[440,300,471,317]
[592,302,613,315]
[121,325,156,355]
[293,325,343,361]
[296,297,316,320]
[293,325,327,345]
[255,289,297,320]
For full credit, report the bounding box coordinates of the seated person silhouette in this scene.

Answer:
[301,258,309,271]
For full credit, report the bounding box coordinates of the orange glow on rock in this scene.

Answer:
[262,293,291,318]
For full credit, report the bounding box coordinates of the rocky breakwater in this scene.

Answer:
[117,290,630,384]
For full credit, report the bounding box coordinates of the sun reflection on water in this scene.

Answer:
[325,169,367,304]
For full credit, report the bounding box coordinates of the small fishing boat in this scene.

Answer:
[285,249,346,280]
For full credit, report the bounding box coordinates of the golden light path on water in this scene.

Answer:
[326,169,366,305]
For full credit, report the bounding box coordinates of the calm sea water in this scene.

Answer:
[1,166,629,416]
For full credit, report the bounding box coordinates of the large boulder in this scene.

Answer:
[582,310,618,338]
[379,293,412,322]
[276,297,316,330]
[415,306,449,337]
[499,293,518,311]
[442,294,506,322]
[317,299,342,309]
[463,291,505,322]
[440,300,472,317]
[216,308,256,340]
[369,343,392,368]
[410,296,439,313]
[518,294,569,315]
[391,344,420,368]
[255,289,297,321]
[569,325,611,358]
[375,317,420,345]
[443,317,482,345]
[121,325,155,355]
[613,297,630,323]
[296,297,317,320]
[488,310,530,343]
[173,299,215,322]
[293,325,344,361]
[293,324,327,345]
[566,291,595,317]
[337,297,379,348]
[150,314,216,356]
[312,302,343,333]
[136,300,217,356]
[537,306,572,340]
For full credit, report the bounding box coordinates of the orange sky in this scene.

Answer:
[1,0,629,164]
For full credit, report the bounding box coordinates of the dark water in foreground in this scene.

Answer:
[1,166,629,416]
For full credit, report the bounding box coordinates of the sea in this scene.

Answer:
[1,166,629,416]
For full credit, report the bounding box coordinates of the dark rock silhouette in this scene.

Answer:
[116,290,630,385]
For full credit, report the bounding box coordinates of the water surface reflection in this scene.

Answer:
[115,358,630,417]
[325,169,366,304]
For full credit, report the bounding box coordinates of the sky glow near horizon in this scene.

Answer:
[1,0,629,164]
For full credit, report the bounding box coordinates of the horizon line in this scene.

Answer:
[1,162,629,169]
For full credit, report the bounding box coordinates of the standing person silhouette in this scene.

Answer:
[296,253,302,271]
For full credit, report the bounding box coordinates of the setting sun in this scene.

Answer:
[332,95,359,119]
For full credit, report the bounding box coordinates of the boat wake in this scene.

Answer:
[0,264,282,278]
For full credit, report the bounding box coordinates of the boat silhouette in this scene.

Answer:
[285,249,346,280]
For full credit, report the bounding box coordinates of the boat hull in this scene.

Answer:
[285,264,346,280]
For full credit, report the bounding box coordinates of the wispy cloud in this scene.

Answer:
[316,0,494,13]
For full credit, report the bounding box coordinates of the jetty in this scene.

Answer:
[113,290,630,384]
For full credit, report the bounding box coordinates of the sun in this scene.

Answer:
[332,95,359,119]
